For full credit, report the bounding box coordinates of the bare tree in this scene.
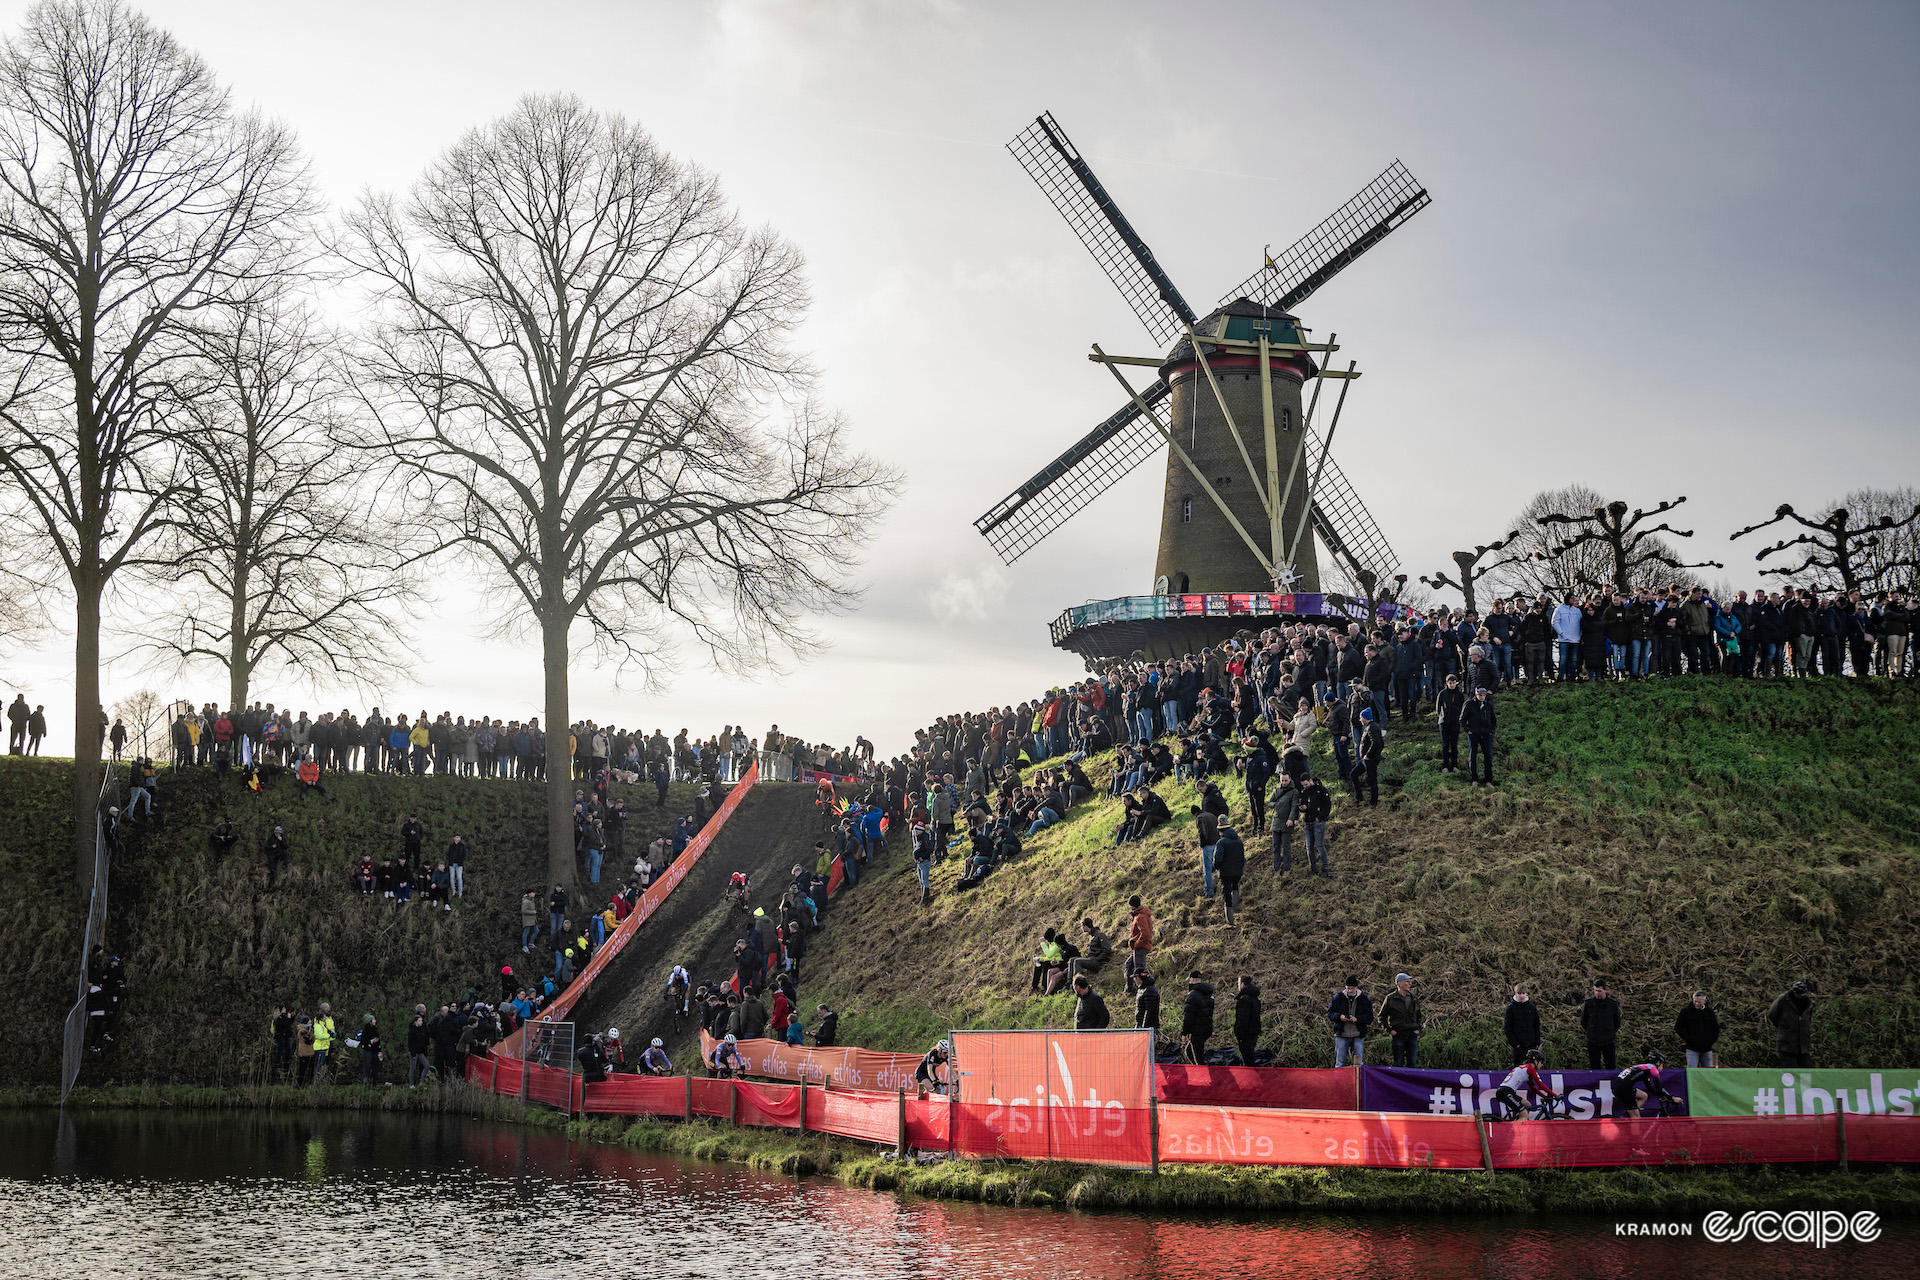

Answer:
[0,0,311,888]
[1536,495,1722,596]
[127,293,421,711]
[109,687,163,758]
[343,95,897,887]
[1419,531,1520,615]
[1488,486,1710,598]
[1730,489,1920,594]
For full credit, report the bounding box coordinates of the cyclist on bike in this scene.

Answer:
[711,1032,745,1078]
[1616,1051,1678,1117]
[914,1039,951,1097]
[640,1037,673,1076]
[1492,1049,1562,1121]
[665,964,691,1019]
[728,871,751,911]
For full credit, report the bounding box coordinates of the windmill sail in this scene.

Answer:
[1221,161,1430,312]
[1008,113,1196,345]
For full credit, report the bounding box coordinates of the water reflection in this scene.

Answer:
[0,1111,1905,1279]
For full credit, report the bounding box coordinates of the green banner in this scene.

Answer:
[1688,1068,1920,1118]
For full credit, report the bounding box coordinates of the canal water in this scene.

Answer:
[0,1111,1905,1278]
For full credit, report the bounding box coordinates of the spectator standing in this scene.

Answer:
[1180,972,1215,1064]
[1232,976,1261,1067]
[1503,983,1540,1066]
[1768,980,1815,1068]
[6,693,25,754]
[1071,974,1110,1030]
[1134,972,1160,1035]
[1380,972,1423,1068]
[263,826,289,883]
[1192,804,1220,898]
[1213,825,1246,923]
[447,836,468,898]
[1125,896,1154,994]
[1675,990,1720,1068]
[548,884,567,943]
[1327,976,1372,1067]
[520,889,540,953]
[1580,980,1622,1070]
[1464,686,1497,786]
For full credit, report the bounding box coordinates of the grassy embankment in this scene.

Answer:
[0,755,705,1085]
[799,678,1920,1068]
[565,1112,1920,1214]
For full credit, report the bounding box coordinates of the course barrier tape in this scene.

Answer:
[499,760,758,1058]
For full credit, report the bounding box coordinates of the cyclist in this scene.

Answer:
[640,1037,673,1076]
[1616,1051,1679,1117]
[665,964,691,1020]
[914,1039,951,1097]
[727,871,751,912]
[1492,1049,1562,1121]
[711,1032,745,1078]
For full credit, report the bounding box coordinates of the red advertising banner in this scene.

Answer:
[735,1081,803,1130]
[1490,1114,1842,1169]
[690,1076,735,1118]
[1156,1105,1484,1169]
[1155,1065,1358,1110]
[950,1029,1155,1168]
[1848,1114,1920,1163]
[699,1030,923,1091]
[582,1073,686,1116]
[499,760,759,1059]
[817,1087,899,1145]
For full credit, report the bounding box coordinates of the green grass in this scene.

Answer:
[0,756,705,1085]
[800,678,1920,1069]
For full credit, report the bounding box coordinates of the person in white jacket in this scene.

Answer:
[1552,597,1585,682]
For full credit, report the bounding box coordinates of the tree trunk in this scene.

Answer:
[72,580,101,896]
[228,556,250,712]
[542,612,575,893]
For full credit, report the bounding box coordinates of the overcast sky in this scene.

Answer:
[4,0,1917,754]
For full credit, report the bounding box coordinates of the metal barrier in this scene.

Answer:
[60,761,121,1103]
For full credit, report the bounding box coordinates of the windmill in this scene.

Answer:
[975,111,1428,601]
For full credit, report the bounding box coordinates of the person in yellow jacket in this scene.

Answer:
[409,717,430,776]
[312,1002,338,1077]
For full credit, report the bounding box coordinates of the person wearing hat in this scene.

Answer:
[1463,686,1497,787]
[1380,973,1424,1067]
[1768,980,1815,1068]
[1328,976,1373,1067]
[1351,707,1384,808]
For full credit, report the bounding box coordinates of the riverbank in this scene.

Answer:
[568,1112,1920,1216]
[11,1084,1917,1216]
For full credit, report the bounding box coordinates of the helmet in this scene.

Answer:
[607,1028,619,1039]
[1646,1050,1666,1066]
[725,1033,737,1044]
[1524,1049,1544,1064]
[651,1037,663,1048]
[936,1038,951,1054]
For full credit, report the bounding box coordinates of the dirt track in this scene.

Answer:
[575,783,833,1064]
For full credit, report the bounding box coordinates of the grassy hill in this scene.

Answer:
[794,678,1920,1070]
[0,756,708,1085]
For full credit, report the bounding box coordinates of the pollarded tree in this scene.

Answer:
[1419,531,1520,615]
[343,94,898,889]
[129,292,424,711]
[1729,490,1920,594]
[0,0,313,889]
[1535,495,1722,596]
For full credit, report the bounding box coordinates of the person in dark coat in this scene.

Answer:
[1579,980,1622,1070]
[1503,983,1541,1066]
[1232,976,1262,1067]
[1675,990,1721,1067]
[1071,975,1110,1030]
[1181,973,1215,1064]
[1328,977,1373,1067]
[1134,972,1160,1034]
[1768,980,1815,1068]
[1213,824,1246,923]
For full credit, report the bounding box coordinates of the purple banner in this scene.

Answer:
[1361,1067,1690,1119]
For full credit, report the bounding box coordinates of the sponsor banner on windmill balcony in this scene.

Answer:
[1057,592,1417,632]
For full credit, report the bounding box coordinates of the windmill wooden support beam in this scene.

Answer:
[1259,333,1284,569]
[1084,352,1165,368]
[1180,325,1273,521]
[1092,344,1275,578]
[1271,331,1338,574]
[1287,359,1358,567]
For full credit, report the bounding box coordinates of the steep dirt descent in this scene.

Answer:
[574,783,836,1065]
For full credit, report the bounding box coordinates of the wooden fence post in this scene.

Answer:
[799,1080,808,1134]
[684,1074,693,1122]
[488,1056,498,1094]
[518,1057,529,1103]
[896,1085,907,1156]
[1476,1115,1495,1178]
[729,1080,739,1127]
[1150,1095,1160,1175]
[1837,1107,1849,1172]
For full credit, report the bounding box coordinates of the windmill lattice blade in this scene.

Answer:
[1223,161,1430,313]
[973,380,1171,565]
[1304,423,1398,584]
[1009,113,1197,346]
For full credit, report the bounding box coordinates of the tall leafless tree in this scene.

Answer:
[128,292,423,711]
[343,94,898,887]
[0,0,313,888]
[1536,495,1721,596]
[1729,489,1920,594]
[1419,531,1520,615]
